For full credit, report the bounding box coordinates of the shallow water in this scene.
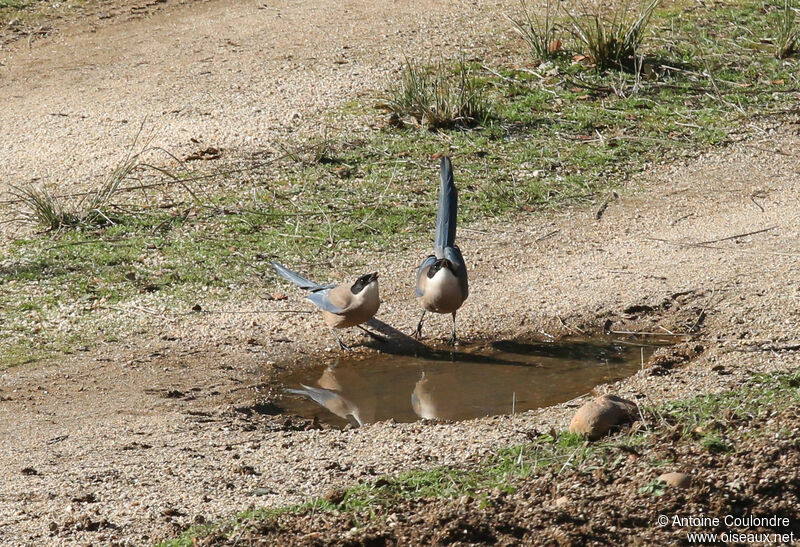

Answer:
[279,338,663,426]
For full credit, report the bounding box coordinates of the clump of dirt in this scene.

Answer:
[645,342,706,376]
[199,406,800,546]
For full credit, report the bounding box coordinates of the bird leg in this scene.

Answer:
[413,311,427,338]
[448,312,457,346]
[331,329,351,351]
[357,325,387,343]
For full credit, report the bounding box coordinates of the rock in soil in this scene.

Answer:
[568,394,639,440]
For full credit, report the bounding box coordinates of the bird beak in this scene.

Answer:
[368,272,379,283]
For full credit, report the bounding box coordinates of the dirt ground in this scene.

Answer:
[0,0,501,199]
[1,1,799,546]
[195,404,800,546]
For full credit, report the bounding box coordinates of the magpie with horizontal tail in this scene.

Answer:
[270,261,381,350]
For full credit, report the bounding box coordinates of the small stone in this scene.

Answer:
[554,496,569,508]
[568,394,639,440]
[658,472,692,489]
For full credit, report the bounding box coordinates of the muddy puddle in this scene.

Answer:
[279,337,667,426]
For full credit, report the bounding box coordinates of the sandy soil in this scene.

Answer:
[0,1,799,545]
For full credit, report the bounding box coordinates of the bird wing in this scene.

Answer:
[434,156,458,257]
[443,245,468,300]
[285,384,338,405]
[306,288,346,314]
[415,255,437,297]
[326,283,358,311]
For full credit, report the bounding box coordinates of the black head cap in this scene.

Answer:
[351,272,378,294]
[426,258,453,279]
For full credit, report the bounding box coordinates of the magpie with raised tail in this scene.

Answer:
[414,156,469,345]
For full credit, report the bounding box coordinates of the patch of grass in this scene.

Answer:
[154,430,601,546]
[333,430,592,516]
[0,0,29,9]
[157,503,312,547]
[0,0,93,29]
[637,478,667,496]
[700,433,732,454]
[383,58,491,128]
[656,372,800,437]
[11,141,144,231]
[567,0,660,71]
[9,183,78,231]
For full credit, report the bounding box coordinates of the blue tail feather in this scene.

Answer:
[270,261,323,291]
[434,156,457,255]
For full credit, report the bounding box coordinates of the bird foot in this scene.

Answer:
[337,340,352,351]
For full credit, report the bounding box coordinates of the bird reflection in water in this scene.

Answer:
[284,362,376,426]
[411,370,465,421]
[286,362,474,424]
[411,372,437,419]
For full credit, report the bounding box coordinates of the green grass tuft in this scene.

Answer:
[774,0,800,58]
[10,144,142,231]
[383,58,491,129]
[568,0,660,71]
[9,183,79,231]
[700,433,732,454]
[507,0,562,61]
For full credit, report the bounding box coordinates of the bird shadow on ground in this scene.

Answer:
[490,340,629,364]
[361,318,544,367]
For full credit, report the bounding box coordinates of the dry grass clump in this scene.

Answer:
[11,150,141,231]
[507,0,562,62]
